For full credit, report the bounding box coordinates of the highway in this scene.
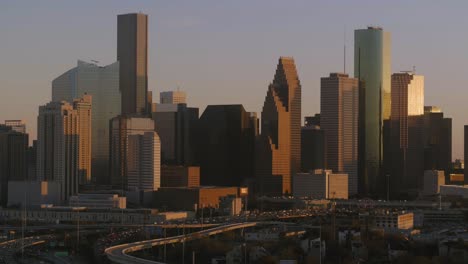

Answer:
[0,223,219,232]
[105,222,258,264]
[0,235,51,264]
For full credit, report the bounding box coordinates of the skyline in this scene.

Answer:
[2,1,468,158]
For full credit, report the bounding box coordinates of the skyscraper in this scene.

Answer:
[256,57,301,196]
[390,73,424,193]
[37,95,92,202]
[301,115,326,173]
[354,27,391,196]
[423,106,452,178]
[109,116,155,191]
[465,126,468,185]
[117,13,148,115]
[194,105,257,187]
[0,127,28,206]
[320,73,359,195]
[127,132,161,191]
[152,91,198,165]
[52,60,120,184]
[73,96,92,183]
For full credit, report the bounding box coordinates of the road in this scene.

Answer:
[105,222,258,264]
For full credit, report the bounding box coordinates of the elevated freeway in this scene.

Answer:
[105,222,258,264]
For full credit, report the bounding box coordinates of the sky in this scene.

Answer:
[1,0,468,159]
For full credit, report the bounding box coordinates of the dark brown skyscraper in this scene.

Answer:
[0,126,28,206]
[152,104,199,165]
[423,106,452,178]
[301,118,326,172]
[464,126,468,184]
[256,57,301,196]
[194,105,257,187]
[117,13,148,115]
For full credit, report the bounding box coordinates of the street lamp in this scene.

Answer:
[386,174,390,202]
[243,242,247,264]
[72,207,85,254]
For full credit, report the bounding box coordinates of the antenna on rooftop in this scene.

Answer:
[344,25,346,74]
[413,65,416,74]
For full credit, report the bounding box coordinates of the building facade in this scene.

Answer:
[256,57,301,196]
[390,73,424,193]
[109,116,155,191]
[423,106,452,177]
[320,73,359,195]
[465,125,468,185]
[37,96,92,202]
[374,211,414,230]
[7,181,61,208]
[354,27,391,196]
[69,193,126,209]
[160,91,187,104]
[52,60,120,184]
[161,165,200,187]
[73,96,92,183]
[195,105,257,187]
[423,170,445,195]
[151,186,240,211]
[293,169,348,199]
[117,13,148,115]
[0,128,28,206]
[152,102,199,165]
[4,120,26,134]
[127,131,161,191]
[301,125,326,172]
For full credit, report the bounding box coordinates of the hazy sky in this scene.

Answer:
[2,1,468,158]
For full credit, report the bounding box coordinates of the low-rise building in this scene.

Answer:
[7,181,61,208]
[0,207,191,224]
[150,186,240,211]
[423,170,445,195]
[161,165,200,187]
[373,211,414,230]
[338,230,361,246]
[414,209,465,226]
[293,169,348,199]
[69,193,126,209]
[219,196,242,216]
[440,185,468,198]
[245,231,280,241]
[449,174,464,185]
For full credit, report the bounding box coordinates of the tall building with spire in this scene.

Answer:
[256,57,301,196]
[117,13,148,115]
[354,27,391,196]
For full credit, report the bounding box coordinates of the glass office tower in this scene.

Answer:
[52,60,120,184]
[354,27,391,196]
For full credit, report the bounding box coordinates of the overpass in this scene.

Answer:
[105,222,259,264]
[0,223,219,232]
